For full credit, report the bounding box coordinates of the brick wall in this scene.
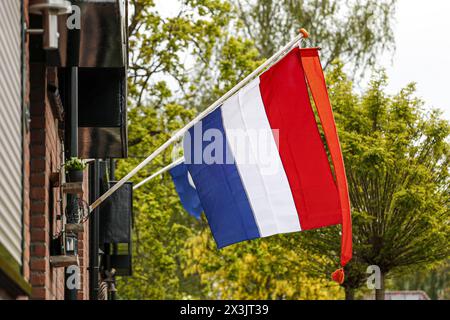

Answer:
[77,175,90,300]
[28,63,90,300]
[29,63,64,300]
[15,0,91,300]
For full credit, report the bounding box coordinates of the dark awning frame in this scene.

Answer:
[46,0,129,159]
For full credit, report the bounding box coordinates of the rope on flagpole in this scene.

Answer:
[88,30,309,213]
[133,157,184,190]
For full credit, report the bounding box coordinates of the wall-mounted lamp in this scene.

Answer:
[65,233,78,256]
[29,0,72,50]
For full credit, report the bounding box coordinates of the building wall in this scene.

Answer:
[23,0,31,288]
[27,64,91,300]
[0,0,122,300]
[0,0,25,267]
[78,173,90,300]
[24,0,93,299]
[0,0,31,299]
[29,63,64,299]
[21,0,92,299]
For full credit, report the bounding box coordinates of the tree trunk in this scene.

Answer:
[345,287,355,300]
[375,272,385,300]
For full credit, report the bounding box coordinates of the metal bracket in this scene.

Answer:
[29,0,72,49]
[26,28,44,34]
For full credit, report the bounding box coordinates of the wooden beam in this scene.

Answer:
[49,255,79,268]
[62,182,84,195]
[65,223,84,233]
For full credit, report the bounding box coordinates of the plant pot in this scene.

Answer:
[67,170,84,183]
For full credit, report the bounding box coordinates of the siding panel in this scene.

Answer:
[0,0,23,264]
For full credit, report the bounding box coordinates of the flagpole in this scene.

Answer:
[133,157,184,190]
[89,30,310,213]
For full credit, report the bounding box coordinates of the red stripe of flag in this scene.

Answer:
[259,48,342,231]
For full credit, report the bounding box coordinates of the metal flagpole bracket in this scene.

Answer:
[26,28,45,35]
[133,158,184,190]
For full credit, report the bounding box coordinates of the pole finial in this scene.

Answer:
[299,28,310,39]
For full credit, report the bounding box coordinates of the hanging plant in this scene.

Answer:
[64,157,87,183]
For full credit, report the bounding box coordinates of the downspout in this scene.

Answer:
[89,160,100,299]
[64,66,78,300]
[69,67,78,155]
[108,159,117,300]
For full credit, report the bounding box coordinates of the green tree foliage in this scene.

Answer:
[188,36,264,110]
[117,0,267,299]
[183,61,450,301]
[118,0,346,299]
[235,0,396,71]
[116,103,201,299]
[127,0,233,107]
[117,0,449,300]
[391,260,450,300]
[117,0,236,299]
[184,231,343,299]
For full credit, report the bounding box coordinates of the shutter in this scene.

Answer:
[0,0,23,264]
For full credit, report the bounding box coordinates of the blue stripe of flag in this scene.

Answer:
[169,162,204,220]
[183,107,261,248]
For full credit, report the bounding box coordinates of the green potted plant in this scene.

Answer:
[65,157,87,183]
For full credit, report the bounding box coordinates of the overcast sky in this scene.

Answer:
[381,0,450,120]
[155,0,450,120]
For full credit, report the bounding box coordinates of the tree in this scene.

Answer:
[117,0,350,299]
[116,102,204,299]
[235,0,396,72]
[391,260,450,300]
[127,0,233,108]
[302,63,450,300]
[117,0,236,299]
[118,0,449,301]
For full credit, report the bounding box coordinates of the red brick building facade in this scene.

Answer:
[28,64,90,299]
[0,0,129,300]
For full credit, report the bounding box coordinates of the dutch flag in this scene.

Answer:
[174,48,352,270]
